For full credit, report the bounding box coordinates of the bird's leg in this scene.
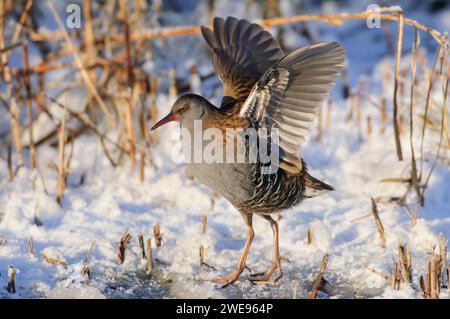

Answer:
[250,215,284,284]
[210,213,254,287]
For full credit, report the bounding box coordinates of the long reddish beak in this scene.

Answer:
[151,112,179,130]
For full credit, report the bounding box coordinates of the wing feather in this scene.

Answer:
[240,42,345,174]
[201,17,284,104]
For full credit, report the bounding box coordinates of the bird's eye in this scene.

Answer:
[183,105,189,112]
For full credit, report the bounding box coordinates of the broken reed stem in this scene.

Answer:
[200,215,207,235]
[307,227,312,245]
[153,223,162,247]
[398,244,412,283]
[309,254,328,299]
[28,236,35,256]
[146,238,153,274]
[391,261,401,290]
[138,232,146,259]
[22,42,36,169]
[41,252,68,269]
[199,244,216,271]
[420,256,441,299]
[393,11,404,161]
[56,109,66,205]
[371,198,386,248]
[81,265,91,278]
[6,265,16,293]
[117,229,132,265]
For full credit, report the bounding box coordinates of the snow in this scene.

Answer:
[1,0,449,299]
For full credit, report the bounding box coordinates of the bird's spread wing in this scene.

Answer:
[240,42,345,174]
[201,17,284,104]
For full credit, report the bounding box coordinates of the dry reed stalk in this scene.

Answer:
[168,68,178,97]
[28,236,35,256]
[117,229,132,265]
[307,227,312,245]
[408,26,422,205]
[46,0,114,128]
[81,265,91,279]
[83,242,95,263]
[153,222,162,247]
[420,256,440,299]
[22,42,36,169]
[438,234,447,286]
[367,116,372,137]
[138,232,146,259]
[138,104,149,145]
[81,242,94,279]
[41,252,68,269]
[146,238,153,274]
[139,151,145,182]
[56,109,66,205]
[393,11,404,161]
[309,254,328,299]
[119,0,134,85]
[8,98,24,168]
[149,77,160,145]
[6,145,12,181]
[82,0,97,87]
[199,244,216,270]
[123,98,136,170]
[200,215,207,235]
[133,0,146,60]
[371,198,386,248]
[6,265,16,293]
[398,244,412,283]
[380,98,386,135]
[391,261,401,290]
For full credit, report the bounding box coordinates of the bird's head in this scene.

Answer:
[151,94,208,130]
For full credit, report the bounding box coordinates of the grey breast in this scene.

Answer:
[181,123,255,207]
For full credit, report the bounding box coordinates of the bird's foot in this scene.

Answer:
[249,257,285,285]
[210,268,245,288]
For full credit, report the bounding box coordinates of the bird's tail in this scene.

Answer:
[303,174,334,198]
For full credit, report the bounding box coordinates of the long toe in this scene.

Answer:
[210,269,244,287]
[249,260,283,285]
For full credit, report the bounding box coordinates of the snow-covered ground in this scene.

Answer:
[1,0,449,299]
